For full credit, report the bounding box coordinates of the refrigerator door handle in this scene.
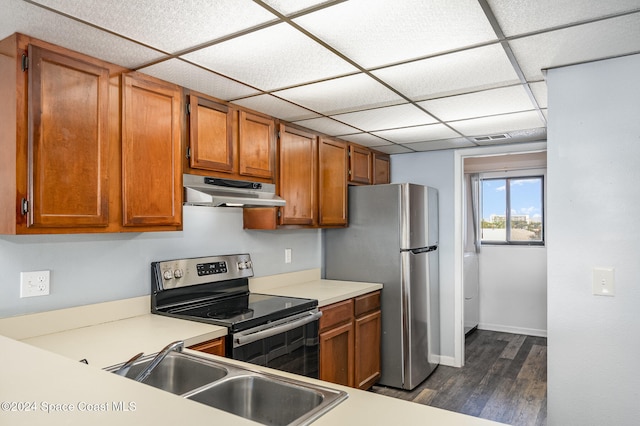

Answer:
[405,245,438,255]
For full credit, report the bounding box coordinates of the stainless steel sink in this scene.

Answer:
[186,373,342,426]
[108,352,228,395]
[106,350,347,425]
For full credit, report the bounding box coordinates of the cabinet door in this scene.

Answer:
[319,321,354,387]
[349,144,372,185]
[121,73,182,227]
[188,337,226,356]
[239,111,275,180]
[373,153,390,185]
[188,95,233,172]
[279,125,317,226]
[355,310,382,390]
[318,138,348,226]
[27,45,109,227]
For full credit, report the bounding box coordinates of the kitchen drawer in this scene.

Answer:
[320,299,354,331]
[355,291,381,317]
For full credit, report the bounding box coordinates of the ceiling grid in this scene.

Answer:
[3,0,640,153]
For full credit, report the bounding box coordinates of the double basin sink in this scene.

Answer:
[106,350,347,425]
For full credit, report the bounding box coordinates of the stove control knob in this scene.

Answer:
[237,260,252,270]
[173,269,184,279]
[163,270,174,280]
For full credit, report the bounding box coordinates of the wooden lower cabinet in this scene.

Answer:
[319,291,381,390]
[188,337,226,356]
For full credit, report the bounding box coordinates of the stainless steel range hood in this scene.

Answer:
[183,174,285,208]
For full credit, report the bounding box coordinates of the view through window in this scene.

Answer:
[481,176,544,244]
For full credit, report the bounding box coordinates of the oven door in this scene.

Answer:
[230,311,322,378]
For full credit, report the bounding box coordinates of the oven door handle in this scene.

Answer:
[234,311,323,347]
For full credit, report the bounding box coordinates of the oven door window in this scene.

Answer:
[232,321,319,379]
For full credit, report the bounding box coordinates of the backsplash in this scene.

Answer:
[0,206,321,318]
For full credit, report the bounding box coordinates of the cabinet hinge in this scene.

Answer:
[186,103,191,115]
[21,54,28,72]
[348,170,352,176]
[186,147,191,159]
[21,198,29,215]
[277,210,281,218]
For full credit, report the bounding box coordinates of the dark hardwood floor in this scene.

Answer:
[370,330,547,425]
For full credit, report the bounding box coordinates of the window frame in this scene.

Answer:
[480,170,546,247]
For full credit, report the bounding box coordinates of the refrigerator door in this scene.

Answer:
[401,184,427,250]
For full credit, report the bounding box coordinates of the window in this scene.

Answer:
[481,176,544,244]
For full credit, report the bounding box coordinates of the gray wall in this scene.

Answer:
[390,149,457,361]
[0,206,321,318]
[547,53,640,425]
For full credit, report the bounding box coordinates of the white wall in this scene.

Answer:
[547,53,640,425]
[478,245,547,336]
[0,206,321,318]
[391,149,457,363]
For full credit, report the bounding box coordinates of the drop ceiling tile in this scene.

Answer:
[0,0,164,68]
[373,124,460,144]
[418,85,535,122]
[182,23,358,91]
[292,117,359,136]
[404,138,476,151]
[488,0,640,36]
[510,13,640,80]
[138,59,259,101]
[232,95,319,121]
[294,0,497,68]
[529,82,548,108]
[273,73,405,115]
[30,0,277,54]
[374,144,414,155]
[332,104,437,132]
[260,0,336,16]
[372,44,521,100]
[336,133,390,147]
[448,111,545,137]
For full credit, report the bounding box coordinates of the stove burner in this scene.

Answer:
[206,307,254,321]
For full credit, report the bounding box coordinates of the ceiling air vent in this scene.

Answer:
[473,134,510,142]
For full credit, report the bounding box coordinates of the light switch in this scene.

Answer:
[285,248,292,264]
[592,267,614,296]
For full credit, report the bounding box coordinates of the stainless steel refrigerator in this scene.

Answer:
[324,183,439,390]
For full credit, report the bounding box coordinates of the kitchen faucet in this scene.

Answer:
[134,340,184,382]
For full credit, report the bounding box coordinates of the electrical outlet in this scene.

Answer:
[20,270,50,298]
[285,248,292,264]
[592,267,614,296]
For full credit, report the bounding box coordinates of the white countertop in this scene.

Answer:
[0,269,504,425]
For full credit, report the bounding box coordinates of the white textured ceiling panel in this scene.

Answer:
[273,73,404,115]
[0,0,164,68]
[511,13,640,80]
[529,82,548,108]
[30,0,277,54]
[232,95,319,122]
[138,59,259,101]
[449,111,545,136]
[372,144,414,154]
[336,133,390,147]
[294,0,497,68]
[292,117,359,136]
[182,23,358,91]
[488,0,640,36]
[404,138,476,151]
[332,104,437,132]
[373,124,460,144]
[372,44,521,100]
[260,0,335,16]
[418,85,536,122]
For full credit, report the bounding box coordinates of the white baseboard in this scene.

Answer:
[437,355,459,368]
[478,323,547,338]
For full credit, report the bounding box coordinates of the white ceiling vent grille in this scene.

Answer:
[473,134,511,142]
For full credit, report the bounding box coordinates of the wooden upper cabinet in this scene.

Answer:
[318,137,348,226]
[27,45,110,228]
[121,72,182,227]
[278,124,317,226]
[188,94,233,173]
[349,144,372,185]
[239,111,275,180]
[373,152,390,185]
